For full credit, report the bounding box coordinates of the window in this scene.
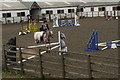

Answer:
[99,7,105,11]
[68,9,74,13]
[80,8,83,12]
[7,13,11,17]
[2,13,11,18]
[113,7,117,11]
[99,8,102,11]
[46,11,50,14]
[71,9,74,13]
[57,10,64,14]
[61,10,64,13]
[17,13,21,17]
[76,9,80,12]
[17,12,25,17]
[117,6,120,10]
[91,8,94,11]
[46,10,53,14]
[2,13,7,18]
[50,11,53,14]
[21,12,25,16]
[57,10,61,14]
[102,7,105,11]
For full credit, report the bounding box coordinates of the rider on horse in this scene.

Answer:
[40,21,50,41]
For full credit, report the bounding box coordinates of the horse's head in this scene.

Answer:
[47,29,53,38]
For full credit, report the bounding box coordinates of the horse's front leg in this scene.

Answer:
[45,43,48,50]
[35,39,39,44]
[48,41,51,50]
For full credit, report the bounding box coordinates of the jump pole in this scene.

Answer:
[86,30,120,51]
[18,31,61,63]
[58,31,61,54]
[18,44,60,63]
[53,15,80,27]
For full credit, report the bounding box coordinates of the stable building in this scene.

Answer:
[0,1,30,24]
[1,1,120,24]
[23,1,120,20]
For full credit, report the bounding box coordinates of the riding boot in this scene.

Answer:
[41,36,43,42]
[41,32,45,42]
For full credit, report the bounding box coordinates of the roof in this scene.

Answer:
[1,2,29,10]
[32,2,119,9]
[1,1,119,10]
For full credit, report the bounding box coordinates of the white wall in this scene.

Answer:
[83,6,119,17]
[1,10,30,24]
[41,7,77,19]
[41,7,77,14]
[94,7,99,11]
[106,6,112,11]
[0,11,2,22]
[84,7,91,12]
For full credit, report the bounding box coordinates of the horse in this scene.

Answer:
[34,29,53,49]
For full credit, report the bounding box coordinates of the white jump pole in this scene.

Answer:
[18,45,60,63]
[27,42,59,49]
[58,31,61,55]
[16,42,59,50]
[18,31,61,63]
[75,14,80,26]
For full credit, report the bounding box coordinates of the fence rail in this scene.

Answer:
[44,11,120,20]
[1,10,120,24]
[1,16,29,24]
[2,45,119,78]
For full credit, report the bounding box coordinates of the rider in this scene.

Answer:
[40,21,50,41]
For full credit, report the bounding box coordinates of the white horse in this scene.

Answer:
[34,30,53,49]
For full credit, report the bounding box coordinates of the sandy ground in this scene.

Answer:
[2,17,119,78]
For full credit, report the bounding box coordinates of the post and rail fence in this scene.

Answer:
[2,44,120,79]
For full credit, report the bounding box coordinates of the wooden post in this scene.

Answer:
[98,12,99,17]
[13,17,14,23]
[5,17,7,24]
[49,14,51,21]
[38,49,44,78]
[81,12,83,17]
[114,11,116,19]
[61,52,65,79]
[86,12,88,17]
[3,45,7,71]
[87,54,92,78]
[20,16,22,23]
[110,11,112,17]
[60,14,62,19]
[19,47,24,75]
[70,13,72,19]
[92,12,93,17]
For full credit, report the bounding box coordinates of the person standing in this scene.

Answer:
[59,33,67,55]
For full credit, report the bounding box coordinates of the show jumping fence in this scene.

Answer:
[2,45,119,79]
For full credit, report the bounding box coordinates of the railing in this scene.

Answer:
[1,16,29,24]
[2,45,119,78]
[43,10,120,21]
[1,10,119,24]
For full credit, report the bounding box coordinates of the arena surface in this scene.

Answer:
[2,17,118,56]
[2,17,119,78]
